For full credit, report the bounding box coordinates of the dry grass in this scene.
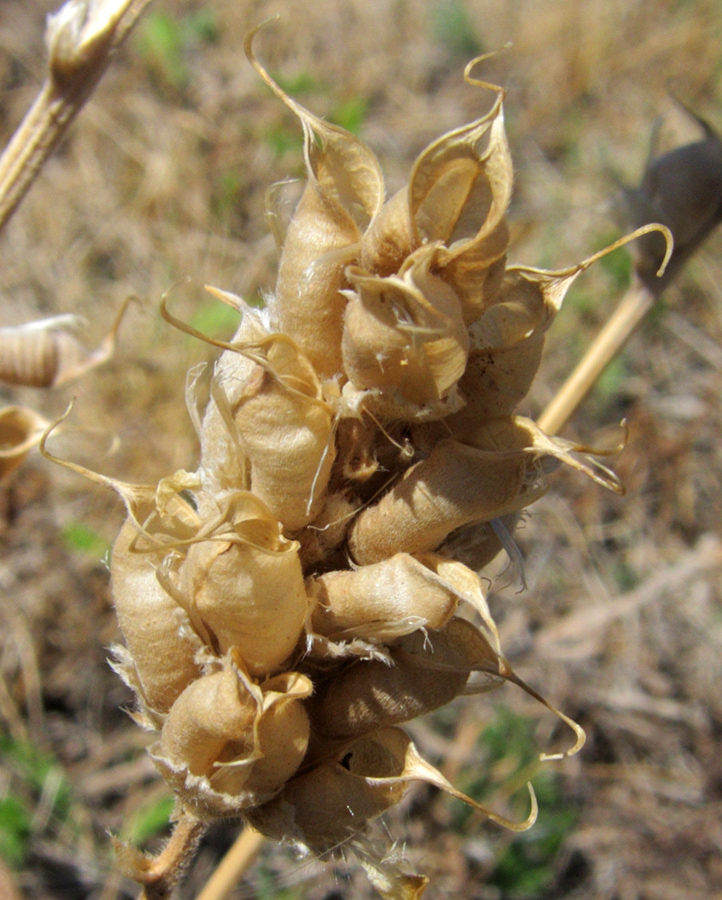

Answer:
[1,1,722,898]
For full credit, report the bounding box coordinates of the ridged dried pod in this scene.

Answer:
[151,658,312,817]
[176,491,308,675]
[0,299,132,388]
[249,725,536,859]
[246,29,383,377]
[0,405,49,481]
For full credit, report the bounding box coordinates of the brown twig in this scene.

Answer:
[0,0,153,236]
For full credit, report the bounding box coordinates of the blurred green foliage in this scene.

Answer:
[135,10,219,95]
[0,734,72,867]
[122,794,175,847]
[60,521,112,559]
[430,1,482,59]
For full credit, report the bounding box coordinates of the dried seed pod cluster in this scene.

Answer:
[101,35,643,899]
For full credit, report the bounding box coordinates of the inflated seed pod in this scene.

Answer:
[348,434,528,566]
[111,506,203,719]
[151,660,312,817]
[177,492,308,675]
[198,303,269,495]
[308,553,461,642]
[249,725,536,860]
[307,620,489,738]
[0,405,49,481]
[295,489,361,569]
[342,253,469,412]
[227,336,335,532]
[360,83,512,323]
[246,29,383,377]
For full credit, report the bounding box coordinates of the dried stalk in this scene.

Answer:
[194,827,265,900]
[538,276,656,435]
[0,0,152,236]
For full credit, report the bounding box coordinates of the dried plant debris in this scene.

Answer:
[44,27,672,900]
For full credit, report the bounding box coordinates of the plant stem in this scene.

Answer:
[0,0,152,236]
[194,827,265,900]
[538,277,656,435]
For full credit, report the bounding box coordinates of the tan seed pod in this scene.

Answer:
[308,553,462,643]
[347,435,528,566]
[198,298,269,495]
[176,491,308,675]
[307,621,480,738]
[249,725,536,860]
[342,252,469,413]
[246,27,383,377]
[226,335,336,531]
[0,299,132,388]
[151,659,312,817]
[0,405,49,481]
[110,510,203,720]
[38,425,205,721]
[360,72,512,323]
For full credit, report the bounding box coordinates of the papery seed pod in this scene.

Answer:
[460,415,625,495]
[110,491,203,720]
[249,725,536,860]
[342,252,469,413]
[177,492,308,675]
[223,336,335,532]
[452,266,568,423]
[347,435,528,566]
[0,299,131,388]
[360,76,512,323]
[246,29,383,377]
[151,659,312,817]
[308,553,461,643]
[307,620,487,738]
[37,431,205,722]
[198,300,269,495]
[0,405,49,481]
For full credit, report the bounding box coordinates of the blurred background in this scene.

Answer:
[1,1,721,898]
